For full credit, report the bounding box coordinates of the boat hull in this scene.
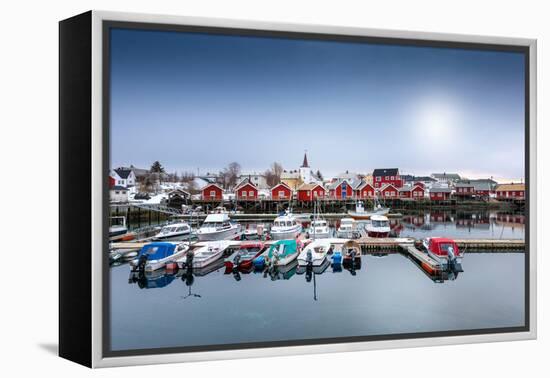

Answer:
[270,227,301,240]
[367,230,390,238]
[197,227,240,241]
[273,253,298,266]
[139,249,188,272]
[192,254,223,268]
[109,228,128,238]
[308,230,331,239]
[153,232,192,241]
[297,256,326,266]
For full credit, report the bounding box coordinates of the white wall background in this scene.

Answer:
[0,0,546,376]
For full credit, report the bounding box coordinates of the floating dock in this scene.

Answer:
[111,237,524,252]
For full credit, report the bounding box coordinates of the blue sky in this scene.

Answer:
[110,28,525,180]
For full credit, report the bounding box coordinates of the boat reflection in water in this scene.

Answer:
[405,252,463,283]
[263,259,299,281]
[296,259,331,301]
[128,268,176,289]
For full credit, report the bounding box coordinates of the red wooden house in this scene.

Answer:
[109,176,116,188]
[495,183,525,200]
[454,182,475,197]
[372,168,403,189]
[355,181,376,199]
[429,187,452,200]
[201,183,223,200]
[328,179,354,199]
[271,182,292,201]
[472,181,494,198]
[379,183,399,199]
[235,180,259,200]
[399,184,425,200]
[297,183,325,201]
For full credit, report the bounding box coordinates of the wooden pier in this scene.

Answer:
[111,237,525,252]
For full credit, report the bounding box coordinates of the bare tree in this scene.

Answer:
[218,162,241,189]
[265,162,283,187]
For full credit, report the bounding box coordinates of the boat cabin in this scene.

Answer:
[426,237,460,257]
[202,213,233,230]
[273,216,299,228]
[370,214,389,228]
[138,242,181,260]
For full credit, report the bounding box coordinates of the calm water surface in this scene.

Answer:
[110,250,525,351]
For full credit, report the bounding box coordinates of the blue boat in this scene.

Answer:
[131,242,189,272]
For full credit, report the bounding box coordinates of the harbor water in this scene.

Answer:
[109,210,525,352]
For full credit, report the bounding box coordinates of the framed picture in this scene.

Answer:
[59,10,537,368]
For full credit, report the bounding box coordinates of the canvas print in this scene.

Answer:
[107,26,527,354]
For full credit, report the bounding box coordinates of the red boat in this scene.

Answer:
[366,215,391,238]
[421,237,463,270]
[224,242,264,272]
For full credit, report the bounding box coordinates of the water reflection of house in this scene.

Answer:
[455,213,491,229]
[428,212,454,224]
[401,215,426,227]
[495,213,525,228]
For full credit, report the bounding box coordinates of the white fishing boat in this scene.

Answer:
[270,211,302,240]
[297,239,331,266]
[337,217,356,238]
[186,240,232,268]
[153,222,192,241]
[348,200,390,220]
[196,213,241,241]
[130,242,190,272]
[308,219,330,239]
[366,215,391,237]
[109,216,128,237]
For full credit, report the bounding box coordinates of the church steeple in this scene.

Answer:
[301,151,309,168]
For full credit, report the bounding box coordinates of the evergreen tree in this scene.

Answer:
[150,161,165,173]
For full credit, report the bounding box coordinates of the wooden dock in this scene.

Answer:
[399,243,441,273]
[111,237,525,252]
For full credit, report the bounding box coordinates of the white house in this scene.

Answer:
[238,172,269,189]
[111,168,137,188]
[110,185,129,203]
